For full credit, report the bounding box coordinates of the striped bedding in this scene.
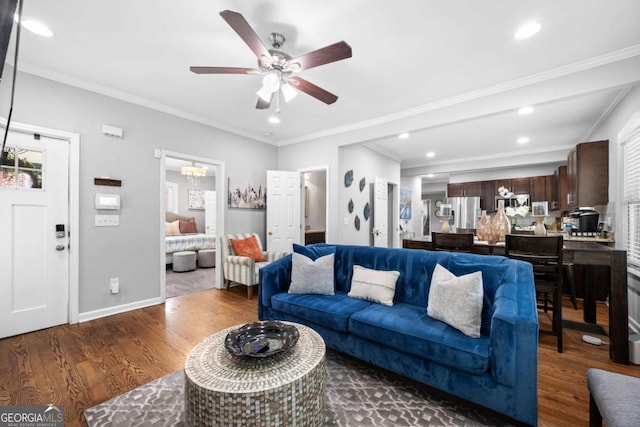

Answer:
[166,233,216,254]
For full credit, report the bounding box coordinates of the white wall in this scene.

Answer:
[589,84,640,332]
[0,70,277,316]
[338,144,401,246]
[277,139,401,245]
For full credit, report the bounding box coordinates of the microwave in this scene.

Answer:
[495,195,529,210]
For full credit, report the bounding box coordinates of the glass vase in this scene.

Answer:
[476,210,494,242]
[492,199,511,242]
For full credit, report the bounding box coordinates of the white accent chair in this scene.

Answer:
[220,233,288,299]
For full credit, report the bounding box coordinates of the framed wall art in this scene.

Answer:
[227,178,266,209]
[188,188,205,210]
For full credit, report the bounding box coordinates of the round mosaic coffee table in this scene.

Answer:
[184,322,326,426]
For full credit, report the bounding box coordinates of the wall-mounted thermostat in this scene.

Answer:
[95,193,120,210]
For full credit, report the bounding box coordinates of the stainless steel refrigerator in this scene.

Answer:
[445,197,481,230]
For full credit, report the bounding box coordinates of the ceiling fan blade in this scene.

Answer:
[256,94,273,109]
[289,77,338,105]
[286,41,352,71]
[220,10,272,63]
[190,66,258,74]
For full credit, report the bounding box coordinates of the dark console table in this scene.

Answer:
[403,238,629,364]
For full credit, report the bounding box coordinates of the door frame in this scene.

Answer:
[158,149,226,296]
[299,165,329,244]
[1,118,81,324]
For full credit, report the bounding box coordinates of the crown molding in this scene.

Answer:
[14,62,275,146]
[278,44,640,146]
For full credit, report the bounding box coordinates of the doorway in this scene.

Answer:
[0,121,79,338]
[302,168,328,245]
[159,150,225,300]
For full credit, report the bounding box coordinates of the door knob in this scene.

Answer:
[268,231,273,235]
[55,244,65,251]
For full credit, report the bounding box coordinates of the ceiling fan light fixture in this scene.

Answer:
[514,21,541,40]
[262,72,281,92]
[281,83,298,102]
[256,86,273,102]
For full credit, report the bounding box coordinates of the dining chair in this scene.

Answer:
[431,232,474,253]
[456,228,476,235]
[505,234,564,352]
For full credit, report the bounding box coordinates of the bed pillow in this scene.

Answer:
[348,265,400,306]
[179,217,197,234]
[230,235,266,262]
[288,252,335,295]
[165,220,180,236]
[427,264,483,338]
[292,243,336,261]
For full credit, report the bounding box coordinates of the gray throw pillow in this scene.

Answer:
[348,265,400,306]
[427,264,483,338]
[288,252,335,295]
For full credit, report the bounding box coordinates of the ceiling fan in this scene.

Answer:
[190,10,352,110]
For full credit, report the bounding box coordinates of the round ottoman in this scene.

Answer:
[173,251,196,272]
[197,249,216,268]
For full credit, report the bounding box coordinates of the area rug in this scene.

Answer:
[84,350,514,426]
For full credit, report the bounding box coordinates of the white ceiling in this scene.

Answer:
[8,0,640,179]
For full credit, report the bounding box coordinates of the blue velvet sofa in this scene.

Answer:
[259,245,538,425]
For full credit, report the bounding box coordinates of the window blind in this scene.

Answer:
[623,126,640,268]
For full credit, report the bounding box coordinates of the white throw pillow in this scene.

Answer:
[427,264,484,338]
[165,220,180,236]
[348,265,400,306]
[288,252,335,295]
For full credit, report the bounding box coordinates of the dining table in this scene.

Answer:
[403,236,629,364]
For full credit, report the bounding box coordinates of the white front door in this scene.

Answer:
[266,170,300,252]
[373,176,388,247]
[0,131,69,338]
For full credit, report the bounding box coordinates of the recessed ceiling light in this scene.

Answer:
[398,132,410,140]
[518,106,534,115]
[517,137,530,144]
[268,115,281,125]
[17,17,54,37]
[514,21,541,40]
[426,151,435,158]
[426,173,434,178]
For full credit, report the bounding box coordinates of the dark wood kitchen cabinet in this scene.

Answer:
[447,181,481,197]
[567,140,609,208]
[511,177,530,195]
[529,175,554,203]
[481,180,496,212]
[552,165,568,211]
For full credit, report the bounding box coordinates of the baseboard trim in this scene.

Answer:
[78,297,163,323]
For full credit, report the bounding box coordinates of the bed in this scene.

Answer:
[165,212,216,264]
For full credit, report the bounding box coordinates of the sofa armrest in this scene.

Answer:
[258,254,292,310]
[489,261,538,388]
[225,255,255,267]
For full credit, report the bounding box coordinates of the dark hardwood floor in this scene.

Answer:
[0,287,638,426]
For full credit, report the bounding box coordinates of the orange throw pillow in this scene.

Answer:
[230,236,266,262]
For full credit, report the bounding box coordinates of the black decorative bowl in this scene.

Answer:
[224,321,299,358]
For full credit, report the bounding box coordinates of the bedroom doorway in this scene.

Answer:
[159,150,225,300]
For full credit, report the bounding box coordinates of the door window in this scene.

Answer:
[1,146,44,189]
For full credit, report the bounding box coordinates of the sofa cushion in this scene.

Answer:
[427,264,483,338]
[288,252,335,295]
[348,265,400,306]
[349,302,490,375]
[271,292,372,333]
[293,243,337,260]
[447,255,509,335]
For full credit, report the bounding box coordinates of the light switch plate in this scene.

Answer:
[95,214,120,227]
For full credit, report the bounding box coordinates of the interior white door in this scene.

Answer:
[204,190,216,235]
[373,176,389,247]
[0,130,69,338]
[267,170,300,252]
